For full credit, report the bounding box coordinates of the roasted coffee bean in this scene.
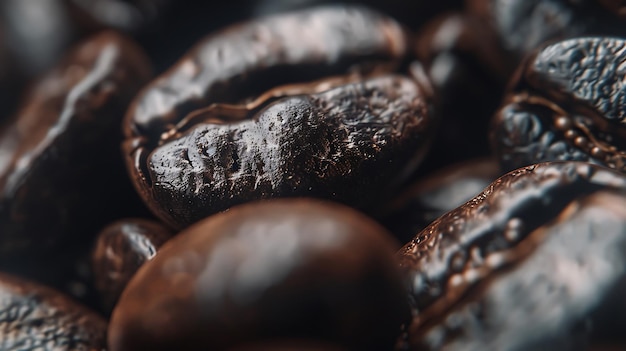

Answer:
[0,31,151,262]
[412,12,508,170]
[124,5,434,229]
[380,158,500,242]
[91,218,172,314]
[0,271,107,350]
[397,162,626,350]
[108,198,409,351]
[491,37,626,173]
[467,0,626,61]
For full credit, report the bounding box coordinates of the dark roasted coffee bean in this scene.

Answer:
[397,162,626,350]
[467,0,626,60]
[491,37,626,173]
[92,218,172,314]
[0,31,152,262]
[123,5,434,230]
[108,199,409,351]
[0,271,107,350]
[380,158,500,242]
[413,12,508,170]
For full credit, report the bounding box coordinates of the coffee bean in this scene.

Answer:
[397,161,626,350]
[0,31,151,261]
[124,5,434,229]
[91,218,172,314]
[108,198,409,351]
[0,271,107,350]
[491,37,626,173]
[467,0,626,59]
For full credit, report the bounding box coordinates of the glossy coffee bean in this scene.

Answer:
[0,271,107,350]
[109,199,409,351]
[92,218,172,314]
[0,31,151,262]
[397,162,626,350]
[380,158,500,242]
[491,37,626,173]
[124,5,434,229]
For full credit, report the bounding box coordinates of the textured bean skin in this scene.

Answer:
[146,75,430,228]
[0,31,151,263]
[108,199,409,351]
[0,272,107,350]
[123,6,433,229]
[491,37,626,173]
[124,5,409,141]
[397,162,626,350]
[91,218,172,314]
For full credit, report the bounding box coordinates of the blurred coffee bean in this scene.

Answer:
[379,158,500,242]
[491,37,626,173]
[124,5,434,230]
[0,32,152,270]
[0,271,107,350]
[467,0,626,61]
[92,218,172,314]
[397,162,626,350]
[109,199,409,351]
[412,12,509,171]
[0,0,76,77]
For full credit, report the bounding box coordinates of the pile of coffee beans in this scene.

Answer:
[0,1,625,350]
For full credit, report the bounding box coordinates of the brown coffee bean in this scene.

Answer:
[108,198,409,351]
[0,271,107,350]
[123,5,434,230]
[467,0,626,59]
[91,218,172,314]
[0,32,151,265]
[397,162,626,350]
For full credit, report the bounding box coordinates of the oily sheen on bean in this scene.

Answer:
[91,218,172,314]
[123,5,434,229]
[397,161,626,350]
[491,37,626,173]
[0,31,151,261]
[108,199,409,351]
